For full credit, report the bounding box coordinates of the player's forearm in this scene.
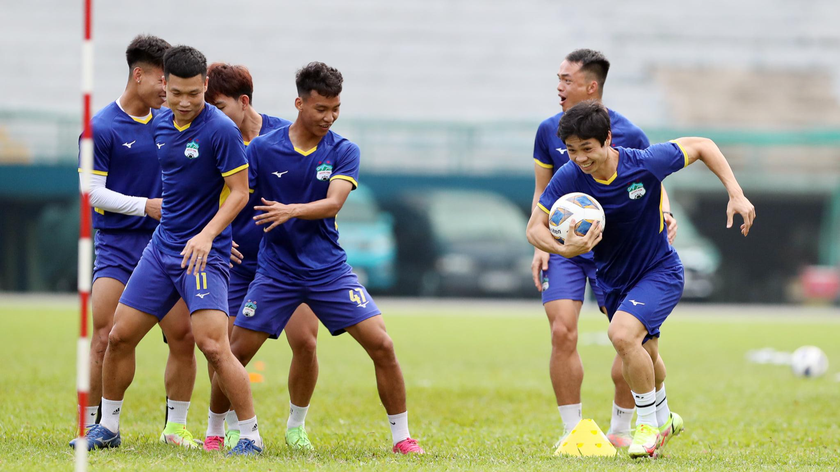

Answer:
[696,139,745,198]
[202,188,248,238]
[288,198,342,220]
[84,175,147,217]
[526,214,568,257]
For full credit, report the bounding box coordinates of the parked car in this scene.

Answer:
[338,186,397,291]
[670,201,721,300]
[384,189,534,297]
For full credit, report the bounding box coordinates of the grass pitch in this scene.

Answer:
[0,298,838,471]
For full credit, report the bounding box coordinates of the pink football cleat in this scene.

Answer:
[392,438,425,454]
[203,435,224,451]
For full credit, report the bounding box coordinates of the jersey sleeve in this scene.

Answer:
[641,141,689,181]
[329,141,360,189]
[78,123,112,176]
[214,122,248,177]
[537,164,574,214]
[532,121,554,169]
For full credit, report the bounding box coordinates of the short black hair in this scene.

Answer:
[295,62,343,98]
[558,100,611,146]
[125,35,170,70]
[565,49,610,95]
[163,46,207,80]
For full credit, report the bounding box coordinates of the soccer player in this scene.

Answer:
[531,48,678,449]
[80,45,264,456]
[70,35,200,450]
[527,100,755,458]
[203,62,321,451]
[207,62,424,455]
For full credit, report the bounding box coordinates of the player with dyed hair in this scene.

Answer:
[202,62,321,451]
[80,45,264,456]
[531,48,679,450]
[69,35,200,450]
[207,61,424,455]
[527,100,755,458]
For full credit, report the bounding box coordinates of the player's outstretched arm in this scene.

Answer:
[254,179,354,233]
[181,169,249,274]
[674,137,756,236]
[526,207,602,258]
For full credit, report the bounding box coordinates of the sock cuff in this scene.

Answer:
[168,399,190,407]
[613,402,635,414]
[387,411,408,421]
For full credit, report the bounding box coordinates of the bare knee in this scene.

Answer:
[608,325,637,354]
[366,334,396,364]
[550,320,578,354]
[107,327,136,354]
[290,335,318,361]
[196,337,226,367]
[91,326,111,358]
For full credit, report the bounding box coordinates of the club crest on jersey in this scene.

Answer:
[184,140,200,159]
[316,161,333,181]
[627,182,646,200]
[242,300,257,318]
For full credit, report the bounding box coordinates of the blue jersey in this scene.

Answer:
[80,101,162,231]
[249,127,361,283]
[150,104,248,258]
[231,114,292,277]
[538,142,688,292]
[534,108,649,263]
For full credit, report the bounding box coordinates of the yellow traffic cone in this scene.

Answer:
[554,419,617,457]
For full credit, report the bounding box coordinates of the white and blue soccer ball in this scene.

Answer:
[790,346,829,378]
[548,192,606,243]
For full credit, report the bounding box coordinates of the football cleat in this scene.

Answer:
[159,423,201,448]
[203,435,224,451]
[628,424,660,459]
[392,438,425,454]
[227,438,263,456]
[285,425,314,451]
[606,429,633,448]
[69,424,121,451]
[658,412,684,449]
[225,429,240,449]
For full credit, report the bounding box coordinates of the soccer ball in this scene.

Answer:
[548,192,606,243]
[790,346,829,378]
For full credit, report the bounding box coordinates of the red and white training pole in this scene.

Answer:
[75,0,93,469]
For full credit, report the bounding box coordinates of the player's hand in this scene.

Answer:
[664,212,678,244]
[181,231,213,275]
[561,219,602,257]
[253,198,296,233]
[531,248,550,292]
[230,240,243,268]
[726,193,756,236]
[145,198,162,221]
